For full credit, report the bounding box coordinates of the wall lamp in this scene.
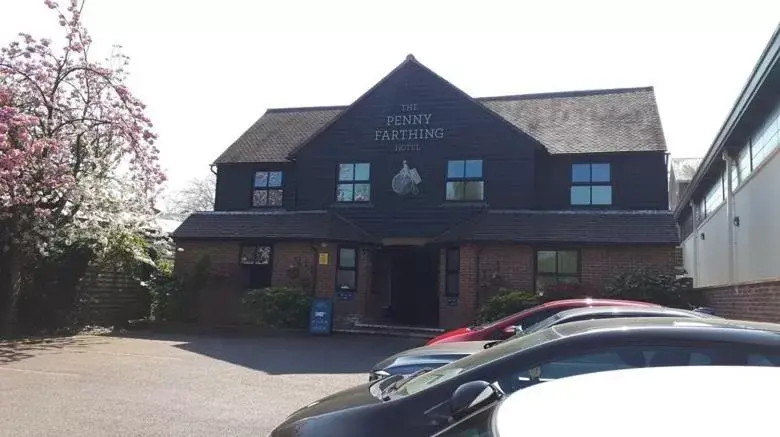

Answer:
[733,216,741,227]
[700,233,706,241]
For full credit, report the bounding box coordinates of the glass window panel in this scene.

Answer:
[446,181,465,200]
[591,186,612,205]
[267,189,283,206]
[447,160,465,178]
[337,269,356,290]
[240,246,257,264]
[446,248,460,271]
[446,273,459,296]
[339,248,356,268]
[337,184,354,202]
[354,163,370,181]
[465,160,483,178]
[339,163,355,181]
[252,189,268,207]
[254,171,269,188]
[572,164,591,183]
[570,186,591,205]
[464,181,484,201]
[256,246,271,265]
[354,183,371,202]
[591,163,610,182]
[537,251,557,273]
[268,171,283,187]
[557,251,579,274]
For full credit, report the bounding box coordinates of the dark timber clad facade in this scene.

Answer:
[173,55,680,329]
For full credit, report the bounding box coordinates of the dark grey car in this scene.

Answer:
[369,306,717,380]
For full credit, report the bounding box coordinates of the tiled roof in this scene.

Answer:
[213,87,666,164]
[670,157,703,182]
[171,210,378,242]
[432,210,680,244]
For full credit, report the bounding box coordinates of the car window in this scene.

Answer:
[504,345,727,392]
[433,403,495,437]
[747,353,780,366]
[484,308,561,341]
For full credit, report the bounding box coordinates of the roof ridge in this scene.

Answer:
[266,105,349,113]
[476,86,654,102]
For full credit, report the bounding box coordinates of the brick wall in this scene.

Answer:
[438,243,677,329]
[699,279,780,323]
[580,246,677,288]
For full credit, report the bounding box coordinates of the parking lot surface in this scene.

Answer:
[0,332,424,437]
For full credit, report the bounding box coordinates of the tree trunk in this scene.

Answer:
[0,244,23,336]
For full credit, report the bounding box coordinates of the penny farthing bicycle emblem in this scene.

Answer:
[391,160,422,196]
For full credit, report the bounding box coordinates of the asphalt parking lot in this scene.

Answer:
[0,332,424,437]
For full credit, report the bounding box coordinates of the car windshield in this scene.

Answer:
[393,326,561,398]
[515,312,568,337]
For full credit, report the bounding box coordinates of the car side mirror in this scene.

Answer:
[502,325,521,335]
[449,380,503,420]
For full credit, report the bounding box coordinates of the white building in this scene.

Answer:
[675,24,780,320]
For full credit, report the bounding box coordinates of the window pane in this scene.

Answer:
[464,181,484,201]
[339,248,356,268]
[354,163,370,181]
[535,275,557,294]
[337,269,356,290]
[337,184,354,202]
[465,160,482,178]
[447,160,465,178]
[268,171,283,187]
[252,189,268,207]
[446,181,465,200]
[268,189,283,206]
[557,251,578,274]
[339,163,354,181]
[572,164,590,183]
[254,171,269,188]
[354,183,371,202]
[591,163,610,182]
[570,186,591,205]
[591,186,612,205]
[446,248,460,271]
[240,246,257,264]
[256,246,271,265]
[446,273,459,296]
[537,251,557,273]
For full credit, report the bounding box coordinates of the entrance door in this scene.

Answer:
[387,246,439,327]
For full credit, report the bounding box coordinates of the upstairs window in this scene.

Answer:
[337,163,371,202]
[446,159,484,201]
[571,163,611,205]
[703,174,724,216]
[253,171,283,207]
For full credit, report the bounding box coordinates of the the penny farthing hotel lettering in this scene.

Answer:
[374,104,444,151]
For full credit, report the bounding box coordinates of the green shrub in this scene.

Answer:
[475,289,541,325]
[145,256,210,323]
[602,268,703,308]
[242,287,310,329]
[541,282,601,301]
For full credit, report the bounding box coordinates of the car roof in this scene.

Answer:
[495,366,779,436]
[551,316,780,338]
[551,305,710,319]
[540,298,659,308]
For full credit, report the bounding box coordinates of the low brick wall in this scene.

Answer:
[699,279,780,323]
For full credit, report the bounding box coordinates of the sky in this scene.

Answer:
[2,0,779,199]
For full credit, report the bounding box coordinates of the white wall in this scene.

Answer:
[733,148,780,282]
[681,233,696,280]
[696,204,730,287]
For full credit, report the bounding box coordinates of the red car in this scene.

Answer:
[427,298,660,345]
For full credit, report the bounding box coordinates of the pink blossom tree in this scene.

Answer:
[0,0,165,331]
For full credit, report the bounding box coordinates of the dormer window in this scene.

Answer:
[570,163,611,206]
[253,171,283,207]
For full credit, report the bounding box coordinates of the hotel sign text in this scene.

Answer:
[374,103,444,152]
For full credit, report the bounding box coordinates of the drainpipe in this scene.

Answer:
[309,244,320,296]
[209,164,217,176]
[722,152,736,284]
[689,200,699,288]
